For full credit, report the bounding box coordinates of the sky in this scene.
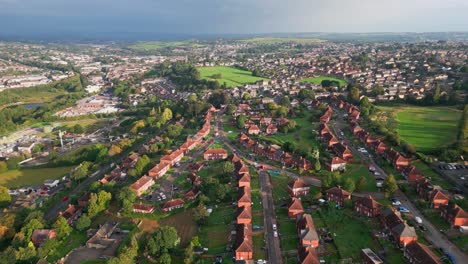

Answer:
[0,0,467,38]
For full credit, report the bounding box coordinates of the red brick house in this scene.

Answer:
[404,242,442,264]
[235,224,253,260]
[288,198,304,218]
[122,153,139,169]
[160,199,185,212]
[298,246,320,264]
[296,214,319,248]
[381,209,417,247]
[319,123,331,136]
[415,179,434,200]
[260,117,273,126]
[238,173,251,188]
[160,149,184,166]
[429,189,449,209]
[327,157,347,172]
[375,142,387,155]
[148,161,171,179]
[247,124,261,135]
[331,143,353,161]
[288,178,310,197]
[187,173,202,186]
[354,195,382,217]
[326,186,351,206]
[130,176,155,196]
[440,204,468,227]
[204,148,228,160]
[184,188,200,200]
[351,125,364,136]
[402,166,424,184]
[238,186,252,208]
[180,138,200,154]
[77,192,90,208]
[59,205,81,225]
[237,206,252,224]
[265,124,278,134]
[133,203,155,214]
[323,133,339,147]
[32,229,56,247]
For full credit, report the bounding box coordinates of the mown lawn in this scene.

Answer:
[393,106,461,152]
[301,76,348,87]
[341,164,378,192]
[199,205,234,254]
[0,166,74,188]
[197,66,269,88]
[412,160,454,190]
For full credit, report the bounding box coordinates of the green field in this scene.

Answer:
[129,41,205,51]
[301,76,347,87]
[0,166,73,188]
[239,37,324,44]
[197,66,269,88]
[382,106,462,152]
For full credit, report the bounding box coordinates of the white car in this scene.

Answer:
[273,231,278,238]
[272,224,277,231]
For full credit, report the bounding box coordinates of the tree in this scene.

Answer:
[71,161,91,181]
[372,86,385,96]
[242,93,251,100]
[75,214,91,231]
[193,202,209,224]
[356,176,367,191]
[146,226,180,258]
[134,155,151,177]
[349,87,360,103]
[298,89,310,100]
[161,108,173,124]
[87,190,112,218]
[108,145,122,156]
[0,247,17,264]
[322,173,333,188]
[118,187,137,213]
[38,238,59,259]
[53,216,72,239]
[236,114,247,129]
[167,124,183,138]
[314,159,321,171]
[0,186,11,207]
[279,96,290,107]
[73,124,85,134]
[222,161,235,174]
[383,174,398,197]
[275,106,289,117]
[15,242,37,262]
[21,218,44,241]
[343,178,356,193]
[433,84,441,104]
[159,253,172,264]
[130,120,146,134]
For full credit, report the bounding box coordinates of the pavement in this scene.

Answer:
[330,109,468,264]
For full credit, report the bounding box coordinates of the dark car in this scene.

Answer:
[419,225,427,231]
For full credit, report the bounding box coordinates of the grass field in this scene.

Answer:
[380,105,462,152]
[301,76,348,87]
[239,37,324,44]
[0,166,74,188]
[160,210,197,246]
[197,66,269,88]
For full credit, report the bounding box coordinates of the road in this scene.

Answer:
[330,109,467,264]
[259,170,283,264]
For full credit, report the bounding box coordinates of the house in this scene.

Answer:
[259,117,272,126]
[265,124,278,134]
[59,204,81,225]
[204,148,228,160]
[404,242,442,264]
[185,188,200,200]
[160,149,184,166]
[148,161,171,179]
[402,166,424,184]
[78,192,90,208]
[415,179,434,200]
[130,176,155,196]
[235,224,253,261]
[247,124,261,135]
[188,162,204,172]
[381,208,417,247]
[319,123,331,136]
[327,157,346,172]
[160,199,185,212]
[361,248,384,264]
[122,153,139,169]
[32,229,56,247]
[288,178,310,197]
[187,173,202,186]
[331,143,353,161]
[354,195,382,217]
[326,186,351,206]
[238,186,252,208]
[238,173,251,188]
[237,206,252,224]
[298,246,320,264]
[180,138,200,154]
[294,157,312,171]
[323,133,339,147]
[288,198,304,218]
[440,204,468,227]
[429,189,449,209]
[296,214,319,248]
[132,203,155,214]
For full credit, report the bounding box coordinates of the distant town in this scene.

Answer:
[0,36,467,264]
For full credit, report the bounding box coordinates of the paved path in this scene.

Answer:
[331,109,467,264]
[259,170,283,264]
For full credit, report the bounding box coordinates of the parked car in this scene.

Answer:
[273,231,278,238]
[390,198,401,206]
[272,224,277,231]
[398,206,410,213]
